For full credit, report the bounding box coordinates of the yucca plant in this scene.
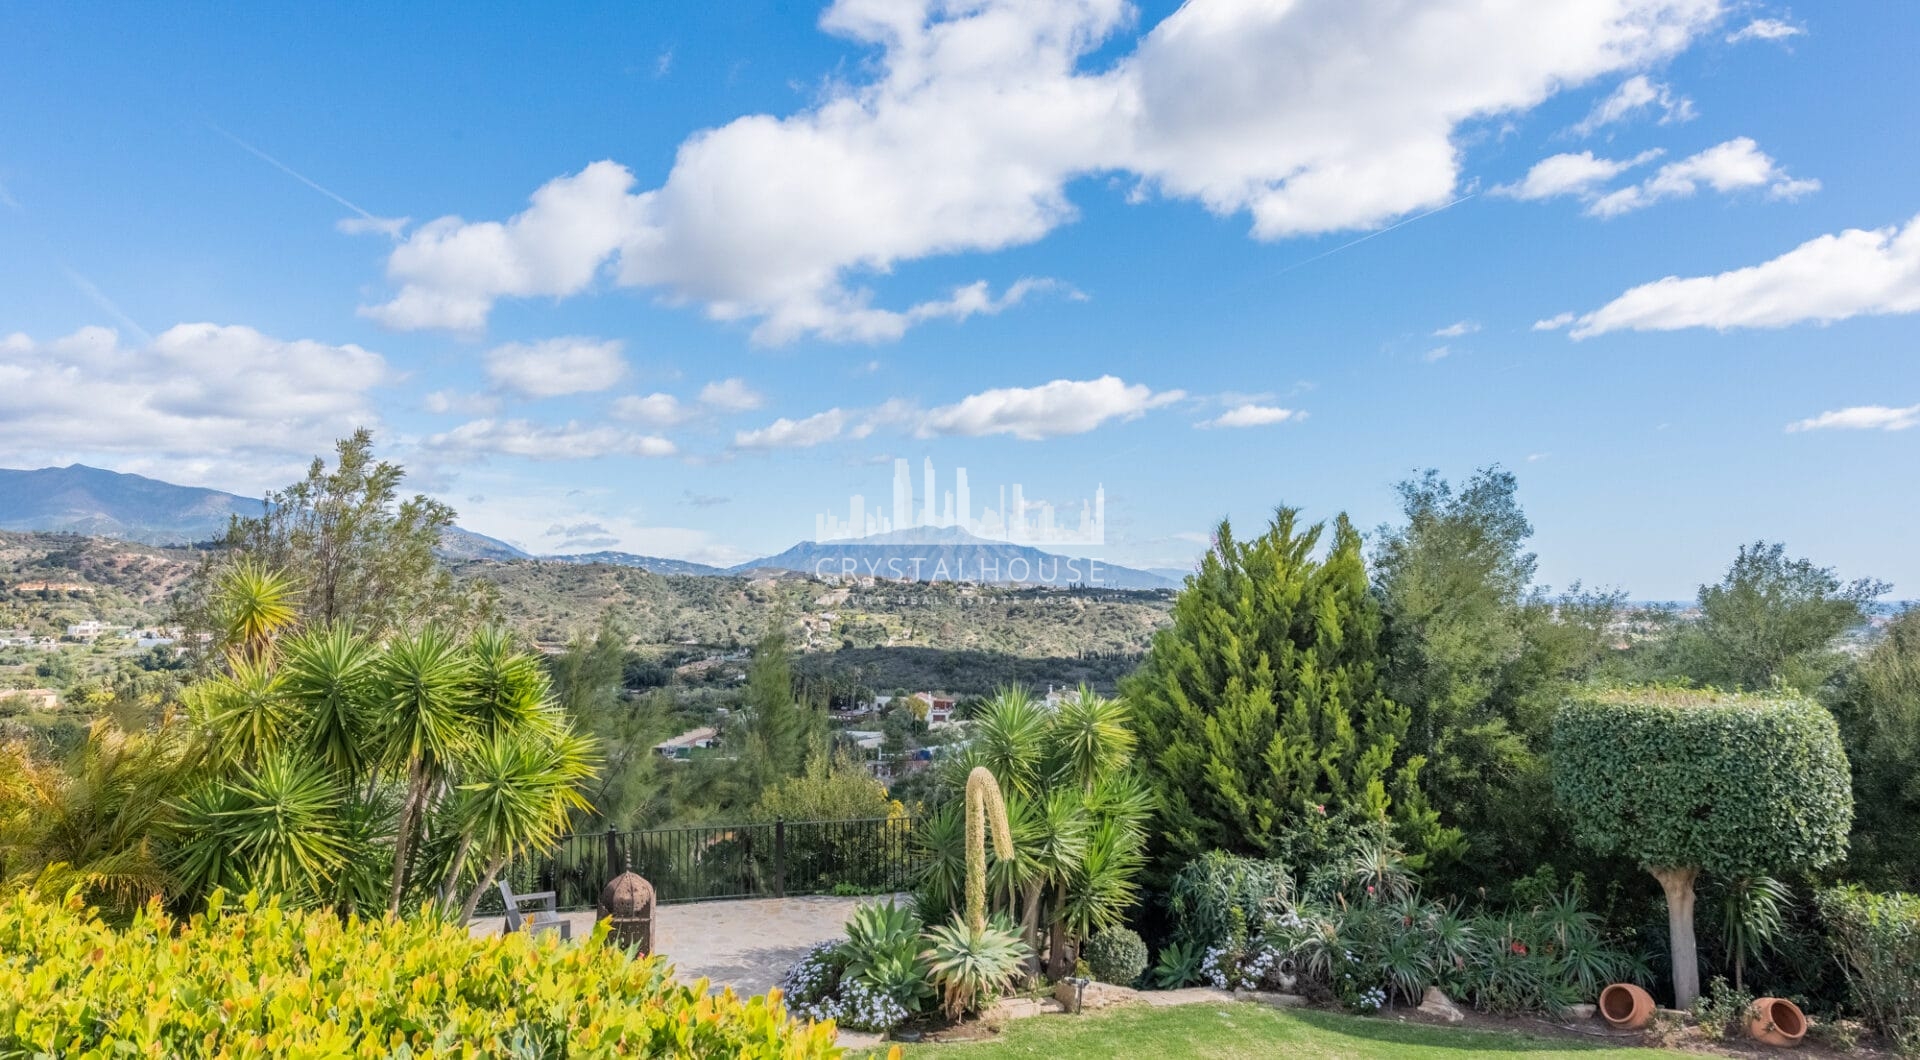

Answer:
[448,719,597,920]
[278,624,377,782]
[1717,875,1791,992]
[171,752,347,906]
[375,624,474,913]
[186,654,293,768]
[212,558,301,665]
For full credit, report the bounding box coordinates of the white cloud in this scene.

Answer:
[363,0,1724,343]
[423,389,502,416]
[732,409,849,451]
[1199,404,1299,429]
[0,323,387,489]
[918,376,1183,440]
[1786,404,1920,433]
[1533,312,1575,331]
[698,377,765,412]
[1568,74,1695,137]
[483,336,627,398]
[1727,17,1804,44]
[1494,149,1663,201]
[450,487,751,566]
[335,215,410,239]
[611,392,694,427]
[1433,320,1480,337]
[1422,345,1452,362]
[1567,213,1920,337]
[1586,137,1817,217]
[425,418,675,460]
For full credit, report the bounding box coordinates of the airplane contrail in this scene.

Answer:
[61,266,154,344]
[207,121,406,236]
[1225,192,1479,295]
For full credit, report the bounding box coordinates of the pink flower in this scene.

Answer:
[1509,941,1528,956]
[1314,804,1326,815]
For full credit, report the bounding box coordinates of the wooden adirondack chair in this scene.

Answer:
[496,880,571,940]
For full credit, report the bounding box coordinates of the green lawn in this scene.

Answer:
[891,1003,1669,1059]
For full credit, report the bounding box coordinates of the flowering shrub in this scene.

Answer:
[0,889,837,1058]
[779,940,918,1032]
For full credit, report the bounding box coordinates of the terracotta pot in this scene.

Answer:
[1598,983,1655,1030]
[1747,997,1807,1048]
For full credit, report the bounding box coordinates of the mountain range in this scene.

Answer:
[0,464,1178,589]
[0,463,530,561]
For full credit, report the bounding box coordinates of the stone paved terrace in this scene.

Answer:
[470,894,881,997]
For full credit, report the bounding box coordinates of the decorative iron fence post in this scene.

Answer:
[773,818,787,898]
[604,825,621,879]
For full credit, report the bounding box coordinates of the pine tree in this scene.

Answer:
[1125,508,1458,869]
[740,628,823,791]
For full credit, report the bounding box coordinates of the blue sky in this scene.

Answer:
[1,2,1915,598]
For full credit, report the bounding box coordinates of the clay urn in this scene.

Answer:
[1598,983,1655,1030]
[1747,997,1807,1048]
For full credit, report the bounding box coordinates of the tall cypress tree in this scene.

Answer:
[1125,508,1458,869]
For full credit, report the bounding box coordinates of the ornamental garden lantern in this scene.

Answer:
[596,861,657,955]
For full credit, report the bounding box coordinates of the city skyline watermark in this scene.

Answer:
[813,456,1105,546]
[804,456,1128,587]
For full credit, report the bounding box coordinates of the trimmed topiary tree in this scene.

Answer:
[1552,687,1852,1008]
[1083,927,1149,986]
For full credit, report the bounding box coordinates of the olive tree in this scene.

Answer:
[1551,687,1852,1008]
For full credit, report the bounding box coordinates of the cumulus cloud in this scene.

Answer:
[1586,137,1817,217]
[1568,74,1695,137]
[1199,404,1299,429]
[1433,320,1480,337]
[483,336,627,398]
[1566,213,1920,338]
[1786,404,1920,433]
[732,409,850,451]
[425,418,675,460]
[1533,312,1576,331]
[1498,139,1812,216]
[611,392,694,427]
[1727,17,1804,44]
[697,378,765,412]
[362,0,1724,342]
[1494,149,1664,202]
[0,323,386,487]
[918,376,1183,440]
[422,389,503,416]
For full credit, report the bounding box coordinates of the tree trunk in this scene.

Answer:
[388,757,427,914]
[1019,883,1045,980]
[438,833,474,910]
[1047,917,1071,980]
[461,854,509,924]
[1652,866,1701,1009]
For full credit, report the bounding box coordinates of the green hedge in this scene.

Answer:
[1820,886,1920,1049]
[0,889,839,1058]
[1551,687,1852,876]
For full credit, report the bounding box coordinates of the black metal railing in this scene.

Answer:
[497,815,923,911]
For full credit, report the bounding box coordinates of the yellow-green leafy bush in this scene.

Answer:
[0,889,840,1059]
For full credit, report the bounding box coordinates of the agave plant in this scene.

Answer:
[923,916,1031,1019]
[1151,939,1206,989]
[839,899,933,1014]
